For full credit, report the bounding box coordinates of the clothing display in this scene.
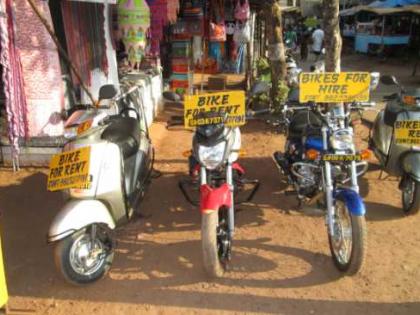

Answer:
[62,1,108,85]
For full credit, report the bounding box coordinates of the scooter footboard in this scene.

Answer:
[48,200,116,243]
[334,189,366,216]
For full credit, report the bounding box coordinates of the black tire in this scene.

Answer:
[201,212,225,278]
[54,227,114,285]
[402,178,420,216]
[328,199,367,276]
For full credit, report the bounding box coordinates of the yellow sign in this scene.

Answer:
[323,154,363,162]
[0,232,8,309]
[184,91,246,128]
[394,120,420,145]
[299,72,371,103]
[47,147,91,191]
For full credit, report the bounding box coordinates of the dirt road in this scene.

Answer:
[0,103,419,315]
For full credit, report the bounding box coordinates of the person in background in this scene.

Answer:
[311,25,324,61]
[285,26,298,51]
[300,25,310,61]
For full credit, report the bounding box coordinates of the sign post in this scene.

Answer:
[184,91,246,128]
[0,231,8,311]
[299,72,371,103]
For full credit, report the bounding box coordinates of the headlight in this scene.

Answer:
[63,127,78,139]
[198,141,226,170]
[330,129,354,151]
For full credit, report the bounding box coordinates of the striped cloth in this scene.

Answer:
[0,0,28,162]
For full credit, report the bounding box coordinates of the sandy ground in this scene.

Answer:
[0,54,420,314]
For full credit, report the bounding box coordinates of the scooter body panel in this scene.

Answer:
[401,152,420,181]
[48,199,116,242]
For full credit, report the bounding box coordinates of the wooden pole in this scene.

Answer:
[26,0,96,104]
[323,0,342,72]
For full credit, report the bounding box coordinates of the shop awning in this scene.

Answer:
[340,0,420,16]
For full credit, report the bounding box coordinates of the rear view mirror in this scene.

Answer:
[250,81,271,96]
[98,84,118,100]
[163,91,181,102]
[380,75,398,86]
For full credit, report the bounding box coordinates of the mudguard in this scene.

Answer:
[48,199,116,242]
[401,152,420,181]
[334,188,366,216]
[200,183,232,214]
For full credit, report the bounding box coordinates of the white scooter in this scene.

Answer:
[47,85,153,285]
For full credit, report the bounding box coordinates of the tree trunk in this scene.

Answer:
[323,0,342,72]
[265,1,286,101]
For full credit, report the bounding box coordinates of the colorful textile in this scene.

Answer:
[61,1,108,85]
[118,0,150,63]
[0,0,28,158]
[14,0,64,139]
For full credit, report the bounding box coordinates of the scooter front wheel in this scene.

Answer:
[201,211,226,278]
[328,199,367,276]
[402,178,420,215]
[54,225,114,285]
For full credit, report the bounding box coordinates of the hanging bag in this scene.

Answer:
[233,20,251,43]
[234,0,250,21]
[209,0,226,41]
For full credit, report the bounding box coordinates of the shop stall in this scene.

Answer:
[340,0,420,53]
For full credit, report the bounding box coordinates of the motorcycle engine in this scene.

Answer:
[294,164,319,196]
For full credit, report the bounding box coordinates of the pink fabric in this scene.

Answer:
[0,0,28,157]
[234,0,250,21]
[13,0,64,137]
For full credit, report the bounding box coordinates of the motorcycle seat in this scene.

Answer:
[288,110,322,139]
[101,116,141,159]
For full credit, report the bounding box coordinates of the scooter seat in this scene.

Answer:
[101,117,141,159]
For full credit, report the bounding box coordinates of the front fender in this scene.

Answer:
[334,189,366,216]
[200,184,232,214]
[401,152,420,181]
[48,199,116,242]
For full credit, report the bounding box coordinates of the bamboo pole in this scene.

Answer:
[26,0,96,104]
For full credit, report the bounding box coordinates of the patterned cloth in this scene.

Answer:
[0,0,28,159]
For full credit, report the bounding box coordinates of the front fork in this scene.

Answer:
[200,164,235,237]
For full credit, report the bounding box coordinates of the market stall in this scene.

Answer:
[340,0,420,53]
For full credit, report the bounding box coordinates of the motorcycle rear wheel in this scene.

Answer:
[201,211,225,278]
[328,199,367,276]
[54,226,114,285]
[402,178,420,215]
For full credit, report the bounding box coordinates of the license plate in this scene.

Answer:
[323,154,362,161]
[394,121,420,145]
[47,147,91,191]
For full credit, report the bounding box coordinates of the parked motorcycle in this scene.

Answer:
[47,85,153,284]
[273,99,375,275]
[178,110,260,277]
[370,75,420,215]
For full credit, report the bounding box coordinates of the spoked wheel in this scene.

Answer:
[201,208,230,278]
[328,199,366,276]
[54,225,114,285]
[402,177,420,215]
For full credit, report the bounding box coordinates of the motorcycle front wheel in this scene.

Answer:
[201,211,227,278]
[54,225,114,285]
[328,199,367,276]
[402,177,420,215]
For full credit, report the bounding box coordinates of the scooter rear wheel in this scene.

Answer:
[54,226,114,285]
[402,178,420,215]
[201,211,225,278]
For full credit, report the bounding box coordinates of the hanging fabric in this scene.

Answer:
[233,20,250,43]
[0,0,28,165]
[209,0,226,42]
[234,0,250,21]
[61,1,108,86]
[117,0,150,66]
